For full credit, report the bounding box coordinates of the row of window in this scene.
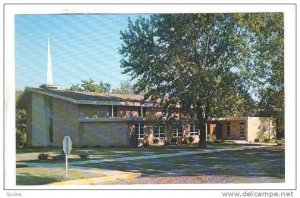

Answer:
[81,106,147,119]
[226,121,245,138]
[135,122,246,139]
[134,124,199,139]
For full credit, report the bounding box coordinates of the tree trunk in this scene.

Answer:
[198,122,207,148]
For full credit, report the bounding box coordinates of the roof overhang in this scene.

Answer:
[16,87,155,109]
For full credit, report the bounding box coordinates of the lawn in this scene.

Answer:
[16,144,284,184]
[78,146,284,184]
[16,167,106,185]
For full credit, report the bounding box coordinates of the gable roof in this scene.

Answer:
[17,87,154,109]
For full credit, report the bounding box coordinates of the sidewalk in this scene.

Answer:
[18,145,265,168]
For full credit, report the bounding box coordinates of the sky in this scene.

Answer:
[15,14,146,91]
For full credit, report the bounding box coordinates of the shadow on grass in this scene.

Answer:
[16,164,29,168]
[79,148,285,180]
[16,174,59,185]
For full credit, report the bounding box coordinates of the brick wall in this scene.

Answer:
[52,98,80,146]
[80,122,129,147]
[221,119,247,140]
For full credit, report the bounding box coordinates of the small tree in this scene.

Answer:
[129,132,139,147]
[113,80,135,94]
[67,78,111,93]
[68,83,83,91]
[81,78,111,93]
[16,108,27,148]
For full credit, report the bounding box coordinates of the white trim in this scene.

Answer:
[189,124,199,136]
[23,88,155,107]
[172,125,182,137]
[135,123,145,139]
[154,125,164,139]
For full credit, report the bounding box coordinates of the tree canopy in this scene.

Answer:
[119,13,284,147]
[112,80,135,94]
[67,78,111,93]
[234,13,284,137]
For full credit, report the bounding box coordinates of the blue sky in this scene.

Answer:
[15,14,146,91]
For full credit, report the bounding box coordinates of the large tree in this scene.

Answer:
[235,13,284,137]
[120,14,257,148]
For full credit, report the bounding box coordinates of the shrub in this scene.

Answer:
[129,133,138,147]
[38,153,49,160]
[143,140,150,147]
[264,139,270,143]
[79,151,89,159]
[254,138,259,142]
[16,109,27,148]
[153,138,159,144]
[16,129,27,149]
[51,151,65,161]
[188,136,194,143]
[171,138,177,145]
[276,139,284,146]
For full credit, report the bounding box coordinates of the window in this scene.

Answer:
[173,125,183,137]
[135,123,145,138]
[226,123,230,137]
[138,107,147,117]
[240,121,245,138]
[154,125,165,139]
[108,105,117,117]
[189,125,199,136]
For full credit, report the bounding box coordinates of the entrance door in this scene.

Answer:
[240,121,245,139]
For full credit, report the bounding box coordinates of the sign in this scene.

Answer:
[63,136,72,178]
[63,136,72,155]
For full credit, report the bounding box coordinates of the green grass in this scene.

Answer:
[16,164,29,168]
[79,146,284,180]
[17,174,60,185]
[16,167,106,185]
[16,146,284,184]
[16,143,273,163]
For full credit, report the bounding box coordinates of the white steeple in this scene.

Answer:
[40,36,58,89]
[47,36,53,85]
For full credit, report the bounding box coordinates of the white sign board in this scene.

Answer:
[63,136,72,155]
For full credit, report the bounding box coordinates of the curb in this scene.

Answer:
[49,172,141,185]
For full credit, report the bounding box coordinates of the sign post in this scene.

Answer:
[63,136,72,178]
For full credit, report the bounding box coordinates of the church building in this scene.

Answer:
[16,38,276,147]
